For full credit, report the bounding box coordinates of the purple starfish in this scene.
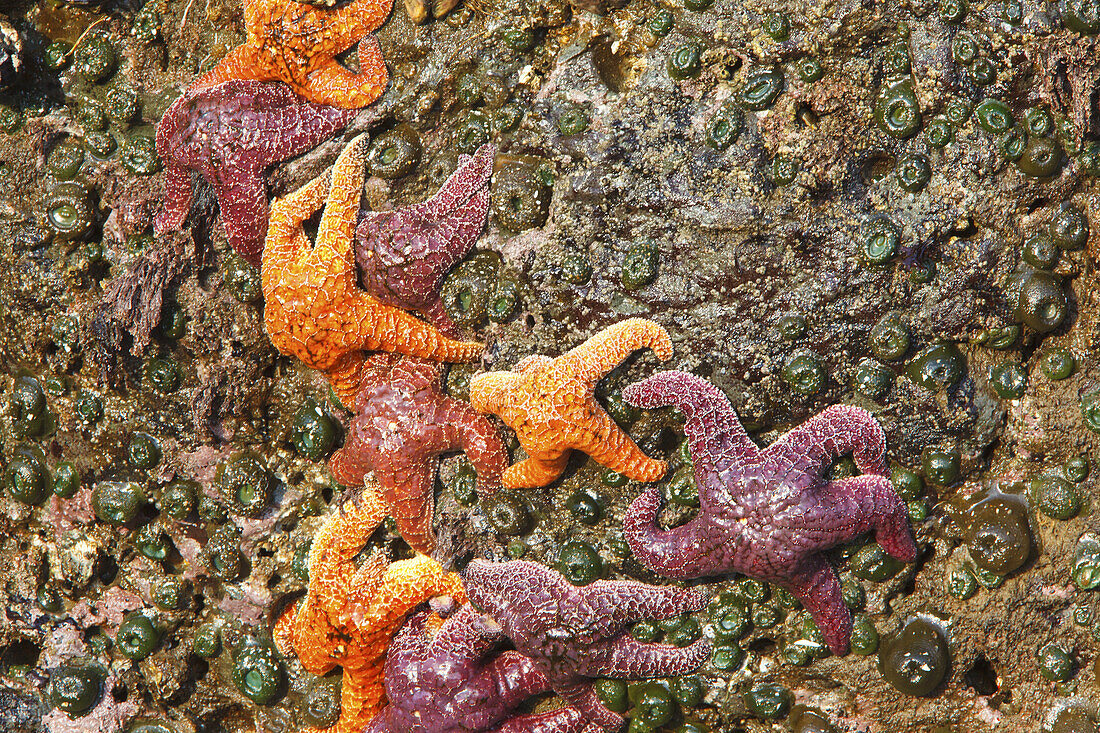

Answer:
[621,370,918,656]
[154,79,356,266]
[364,604,604,733]
[463,560,712,732]
[355,143,494,338]
[328,352,508,555]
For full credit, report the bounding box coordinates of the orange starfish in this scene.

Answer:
[468,318,673,489]
[262,134,482,407]
[190,0,392,108]
[274,481,465,733]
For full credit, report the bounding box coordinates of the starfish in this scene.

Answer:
[189,0,392,108]
[468,318,671,489]
[328,351,508,554]
[262,134,483,407]
[364,604,605,733]
[463,559,712,732]
[274,480,466,733]
[154,79,356,267]
[356,143,495,339]
[620,370,918,656]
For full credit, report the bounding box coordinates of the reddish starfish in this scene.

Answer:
[464,560,712,732]
[364,605,603,733]
[274,482,466,733]
[468,319,671,489]
[328,352,508,554]
[155,79,355,266]
[190,0,392,109]
[262,135,483,407]
[621,370,918,655]
[356,144,495,338]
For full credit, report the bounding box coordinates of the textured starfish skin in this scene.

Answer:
[620,370,918,656]
[274,482,466,733]
[262,135,483,407]
[328,352,508,553]
[356,144,495,338]
[154,79,355,266]
[364,605,604,733]
[468,319,672,489]
[463,560,712,732]
[190,0,392,108]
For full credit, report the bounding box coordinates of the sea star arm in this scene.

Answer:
[377,459,436,553]
[813,475,918,561]
[421,297,460,338]
[155,162,193,233]
[554,681,624,732]
[621,485,721,579]
[581,405,667,482]
[338,551,389,618]
[264,171,332,264]
[502,453,570,489]
[310,487,389,612]
[315,134,367,261]
[323,307,483,406]
[212,167,268,267]
[777,553,851,656]
[514,354,553,373]
[426,604,503,661]
[331,0,394,34]
[623,370,759,483]
[361,713,391,733]
[585,579,709,624]
[488,708,604,733]
[477,647,554,708]
[435,145,495,214]
[599,635,712,678]
[190,45,264,92]
[349,554,467,628]
[767,404,889,477]
[303,36,389,109]
[469,370,526,416]
[439,401,508,494]
[328,443,371,488]
[328,656,387,733]
[555,318,672,388]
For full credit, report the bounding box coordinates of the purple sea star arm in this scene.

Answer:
[156,163,193,233]
[780,553,851,655]
[488,708,605,733]
[464,650,554,726]
[601,635,712,678]
[212,168,268,266]
[813,475,918,561]
[555,681,625,732]
[355,143,494,333]
[427,604,502,661]
[584,579,709,625]
[766,403,889,477]
[422,297,460,338]
[437,400,507,496]
[623,370,759,485]
[622,486,722,579]
[427,146,495,218]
